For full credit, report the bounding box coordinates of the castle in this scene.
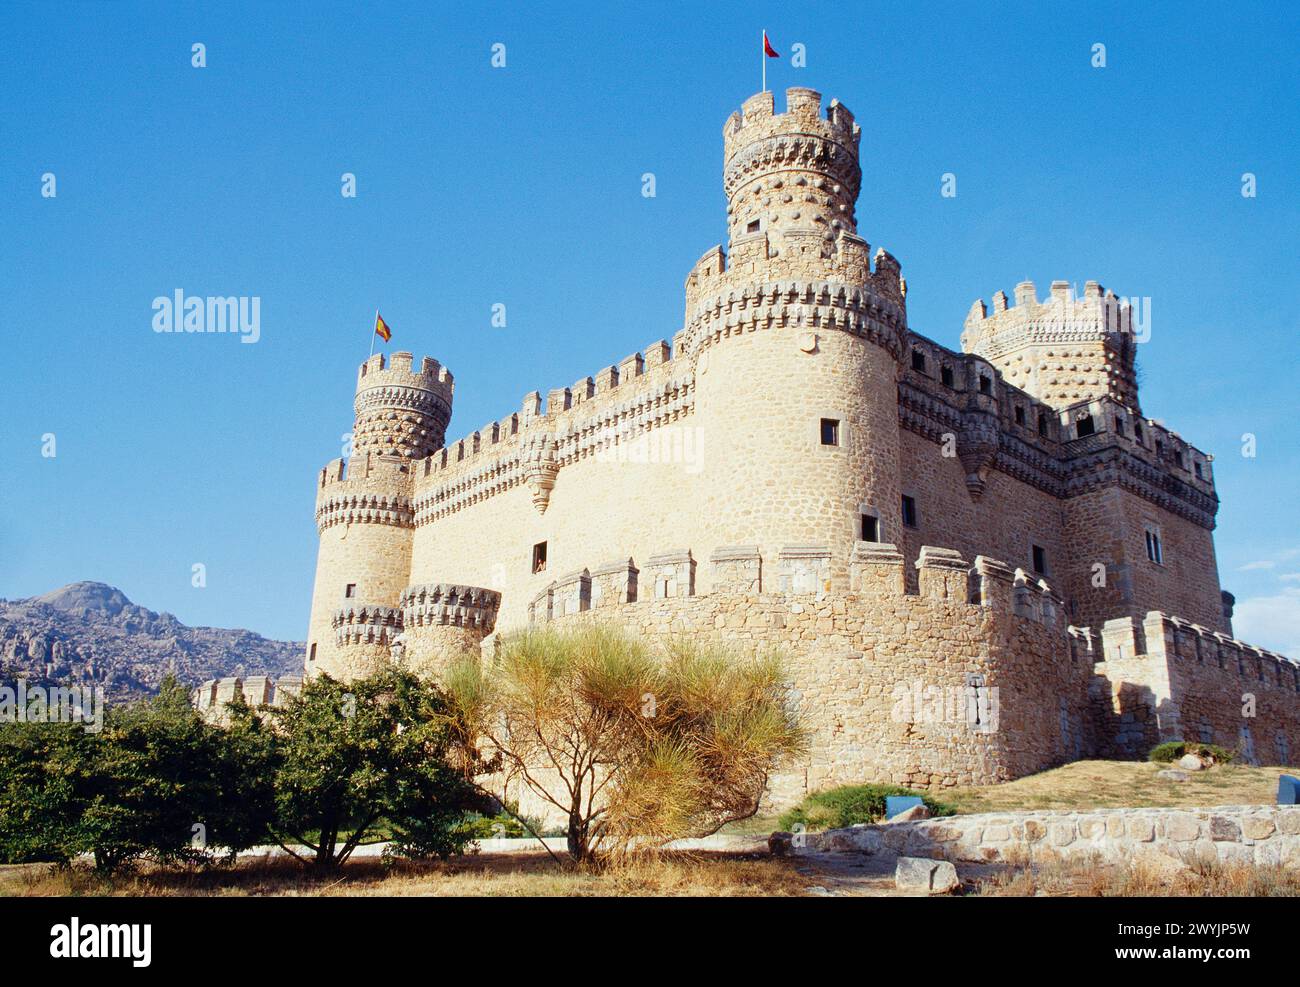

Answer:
[214,87,1298,801]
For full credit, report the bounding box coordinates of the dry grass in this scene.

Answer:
[940,758,1299,815]
[0,850,808,898]
[974,851,1300,897]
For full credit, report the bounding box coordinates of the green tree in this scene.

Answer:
[264,669,487,868]
[0,676,273,871]
[445,625,804,861]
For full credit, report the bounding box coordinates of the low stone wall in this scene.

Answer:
[805,805,1300,868]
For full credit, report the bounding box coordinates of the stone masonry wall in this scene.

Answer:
[807,805,1300,870]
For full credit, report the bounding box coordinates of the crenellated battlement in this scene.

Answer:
[960,279,1140,411]
[314,455,415,531]
[400,582,501,631]
[410,338,695,519]
[193,674,302,723]
[353,351,454,460]
[332,603,403,646]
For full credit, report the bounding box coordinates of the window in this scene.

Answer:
[1115,414,1126,437]
[532,541,548,573]
[746,219,760,233]
[1194,461,1203,479]
[911,350,927,373]
[1134,421,1144,442]
[1014,406,1025,426]
[861,514,879,542]
[1145,528,1163,565]
[820,418,840,446]
[901,495,918,529]
[1076,414,1095,437]
[940,365,954,388]
[309,643,317,663]
[1031,544,1047,575]
[979,375,992,395]
[1038,413,1049,437]
[344,583,357,598]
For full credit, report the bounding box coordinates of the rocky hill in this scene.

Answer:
[0,582,303,702]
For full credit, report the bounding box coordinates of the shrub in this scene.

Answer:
[1149,741,1236,764]
[445,626,805,861]
[778,783,954,832]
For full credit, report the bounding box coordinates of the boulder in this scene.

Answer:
[1177,753,1206,771]
[1157,769,1190,782]
[895,856,959,894]
[768,831,794,857]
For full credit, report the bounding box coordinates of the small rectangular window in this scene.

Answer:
[820,418,840,446]
[344,583,357,598]
[1014,406,1025,426]
[1194,461,1203,479]
[746,219,760,233]
[861,514,879,542]
[901,495,918,529]
[1115,414,1126,437]
[979,375,992,395]
[940,366,954,388]
[1134,421,1144,442]
[1038,413,1049,437]
[1032,544,1047,575]
[1076,414,1095,437]
[1145,529,1163,564]
[309,643,317,662]
[911,350,926,373]
[532,541,548,573]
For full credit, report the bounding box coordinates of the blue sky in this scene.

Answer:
[1,2,1297,651]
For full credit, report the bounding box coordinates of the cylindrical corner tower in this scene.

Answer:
[303,351,454,681]
[687,89,907,587]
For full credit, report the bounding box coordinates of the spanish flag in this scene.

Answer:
[374,312,392,342]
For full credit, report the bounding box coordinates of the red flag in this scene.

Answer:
[374,312,392,342]
[763,32,779,58]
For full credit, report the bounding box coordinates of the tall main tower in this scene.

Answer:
[684,88,909,587]
[303,351,452,680]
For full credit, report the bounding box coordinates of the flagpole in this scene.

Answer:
[762,30,766,92]
[369,308,378,359]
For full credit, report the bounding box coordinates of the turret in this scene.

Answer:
[722,87,863,272]
[353,351,454,459]
[961,280,1141,412]
[684,89,906,590]
[303,351,455,681]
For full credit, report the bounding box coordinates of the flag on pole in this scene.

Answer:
[374,312,392,342]
[763,31,779,58]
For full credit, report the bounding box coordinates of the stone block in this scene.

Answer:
[894,857,959,894]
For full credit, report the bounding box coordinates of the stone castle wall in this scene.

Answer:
[292,85,1294,799]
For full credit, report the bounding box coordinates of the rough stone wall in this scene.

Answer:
[1086,612,1300,762]
[523,548,1091,805]
[808,805,1300,869]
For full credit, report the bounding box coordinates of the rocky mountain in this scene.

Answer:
[0,582,303,702]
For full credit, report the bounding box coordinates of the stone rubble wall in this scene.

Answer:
[806,804,1300,869]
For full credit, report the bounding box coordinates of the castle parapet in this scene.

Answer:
[591,558,639,608]
[777,544,832,594]
[399,582,501,632]
[332,604,403,646]
[849,541,905,595]
[193,674,302,723]
[915,546,968,602]
[710,545,763,594]
[646,550,695,599]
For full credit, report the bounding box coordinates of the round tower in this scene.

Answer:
[303,351,454,681]
[685,89,908,588]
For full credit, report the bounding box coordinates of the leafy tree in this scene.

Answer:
[445,625,804,861]
[263,669,487,868]
[0,676,273,871]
